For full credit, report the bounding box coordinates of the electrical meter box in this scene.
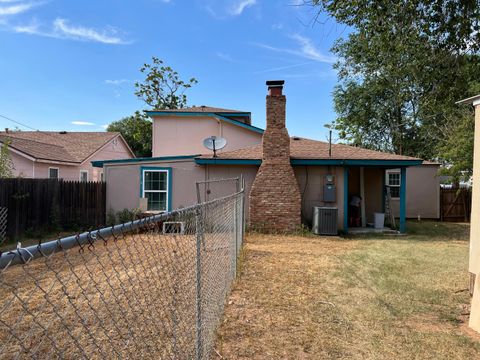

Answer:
[323,175,336,202]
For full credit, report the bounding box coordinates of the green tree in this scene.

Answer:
[107,112,152,157]
[311,0,480,164]
[134,56,198,110]
[0,140,14,178]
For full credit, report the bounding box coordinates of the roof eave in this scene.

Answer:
[194,158,423,167]
[92,154,200,168]
[145,111,264,134]
[456,94,480,106]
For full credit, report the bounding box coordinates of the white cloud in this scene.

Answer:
[254,61,312,74]
[72,121,95,126]
[10,17,130,44]
[216,51,234,62]
[228,0,256,15]
[105,79,130,86]
[53,18,128,44]
[289,34,334,63]
[0,2,35,16]
[253,34,336,64]
[100,124,108,129]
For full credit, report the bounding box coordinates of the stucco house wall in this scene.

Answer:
[152,116,262,157]
[104,159,259,215]
[389,164,440,219]
[104,160,353,230]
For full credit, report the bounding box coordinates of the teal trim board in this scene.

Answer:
[139,166,173,212]
[195,158,422,167]
[382,169,386,213]
[92,155,199,168]
[399,167,407,233]
[343,167,349,234]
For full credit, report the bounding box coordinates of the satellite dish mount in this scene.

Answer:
[203,136,227,158]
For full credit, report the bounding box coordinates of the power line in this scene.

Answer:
[0,113,40,132]
[0,113,67,142]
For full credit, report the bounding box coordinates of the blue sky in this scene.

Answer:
[0,0,347,141]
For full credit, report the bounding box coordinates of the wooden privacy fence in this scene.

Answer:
[440,187,472,222]
[0,178,106,241]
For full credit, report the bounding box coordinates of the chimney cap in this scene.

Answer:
[266,80,285,87]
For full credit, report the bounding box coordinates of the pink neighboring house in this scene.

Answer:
[0,131,134,181]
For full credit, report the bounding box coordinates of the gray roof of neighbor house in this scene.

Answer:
[0,131,131,164]
[198,137,422,162]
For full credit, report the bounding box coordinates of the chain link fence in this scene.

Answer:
[0,207,6,244]
[0,187,244,359]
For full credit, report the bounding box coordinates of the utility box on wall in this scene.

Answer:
[323,175,336,202]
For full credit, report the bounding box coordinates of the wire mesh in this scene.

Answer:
[0,207,6,245]
[0,190,244,359]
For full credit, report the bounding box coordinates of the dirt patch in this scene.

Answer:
[214,234,359,359]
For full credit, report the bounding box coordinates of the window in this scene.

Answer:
[141,168,169,212]
[49,167,59,179]
[386,172,400,198]
[80,170,89,182]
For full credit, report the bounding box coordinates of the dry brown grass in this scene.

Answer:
[214,224,480,359]
[0,229,234,359]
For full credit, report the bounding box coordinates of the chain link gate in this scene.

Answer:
[0,188,245,359]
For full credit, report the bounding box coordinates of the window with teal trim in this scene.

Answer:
[386,172,401,198]
[142,170,168,211]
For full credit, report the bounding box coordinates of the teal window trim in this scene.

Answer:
[343,167,349,234]
[139,166,172,212]
[382,169,386,213]
[399,167,407,233]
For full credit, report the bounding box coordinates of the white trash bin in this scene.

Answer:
[374,212,385,229]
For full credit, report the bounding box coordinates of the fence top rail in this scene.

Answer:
[195,177,239,185]
[0,189,244,270]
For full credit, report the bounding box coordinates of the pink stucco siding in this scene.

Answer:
[152,116,262,157]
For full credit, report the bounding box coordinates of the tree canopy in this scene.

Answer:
[312,0,480,175]
[0,140,14,178]
[107,112,152,158]
[134,56,198,110]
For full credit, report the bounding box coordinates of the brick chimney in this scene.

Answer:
[249,80,301,232]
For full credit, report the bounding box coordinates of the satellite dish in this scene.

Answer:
[203,136,227,157]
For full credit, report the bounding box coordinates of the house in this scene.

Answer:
[93,80,440,233]
[457,94,480,333]
[0,131,134,181]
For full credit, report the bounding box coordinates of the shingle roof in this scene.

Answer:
[0,131,122,164]
[146,106,248,113]
[199,137,421,161]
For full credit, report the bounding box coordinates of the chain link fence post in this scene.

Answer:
[195,206,203,360]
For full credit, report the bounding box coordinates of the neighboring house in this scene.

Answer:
[94,81,439,234]
[0,131,134,181]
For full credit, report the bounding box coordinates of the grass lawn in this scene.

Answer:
[214,221,480,359]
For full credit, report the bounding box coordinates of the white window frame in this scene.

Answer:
[48,167,59,179]
[386,171,401,199]
[141,169,169,213]
[79,170,89,182]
